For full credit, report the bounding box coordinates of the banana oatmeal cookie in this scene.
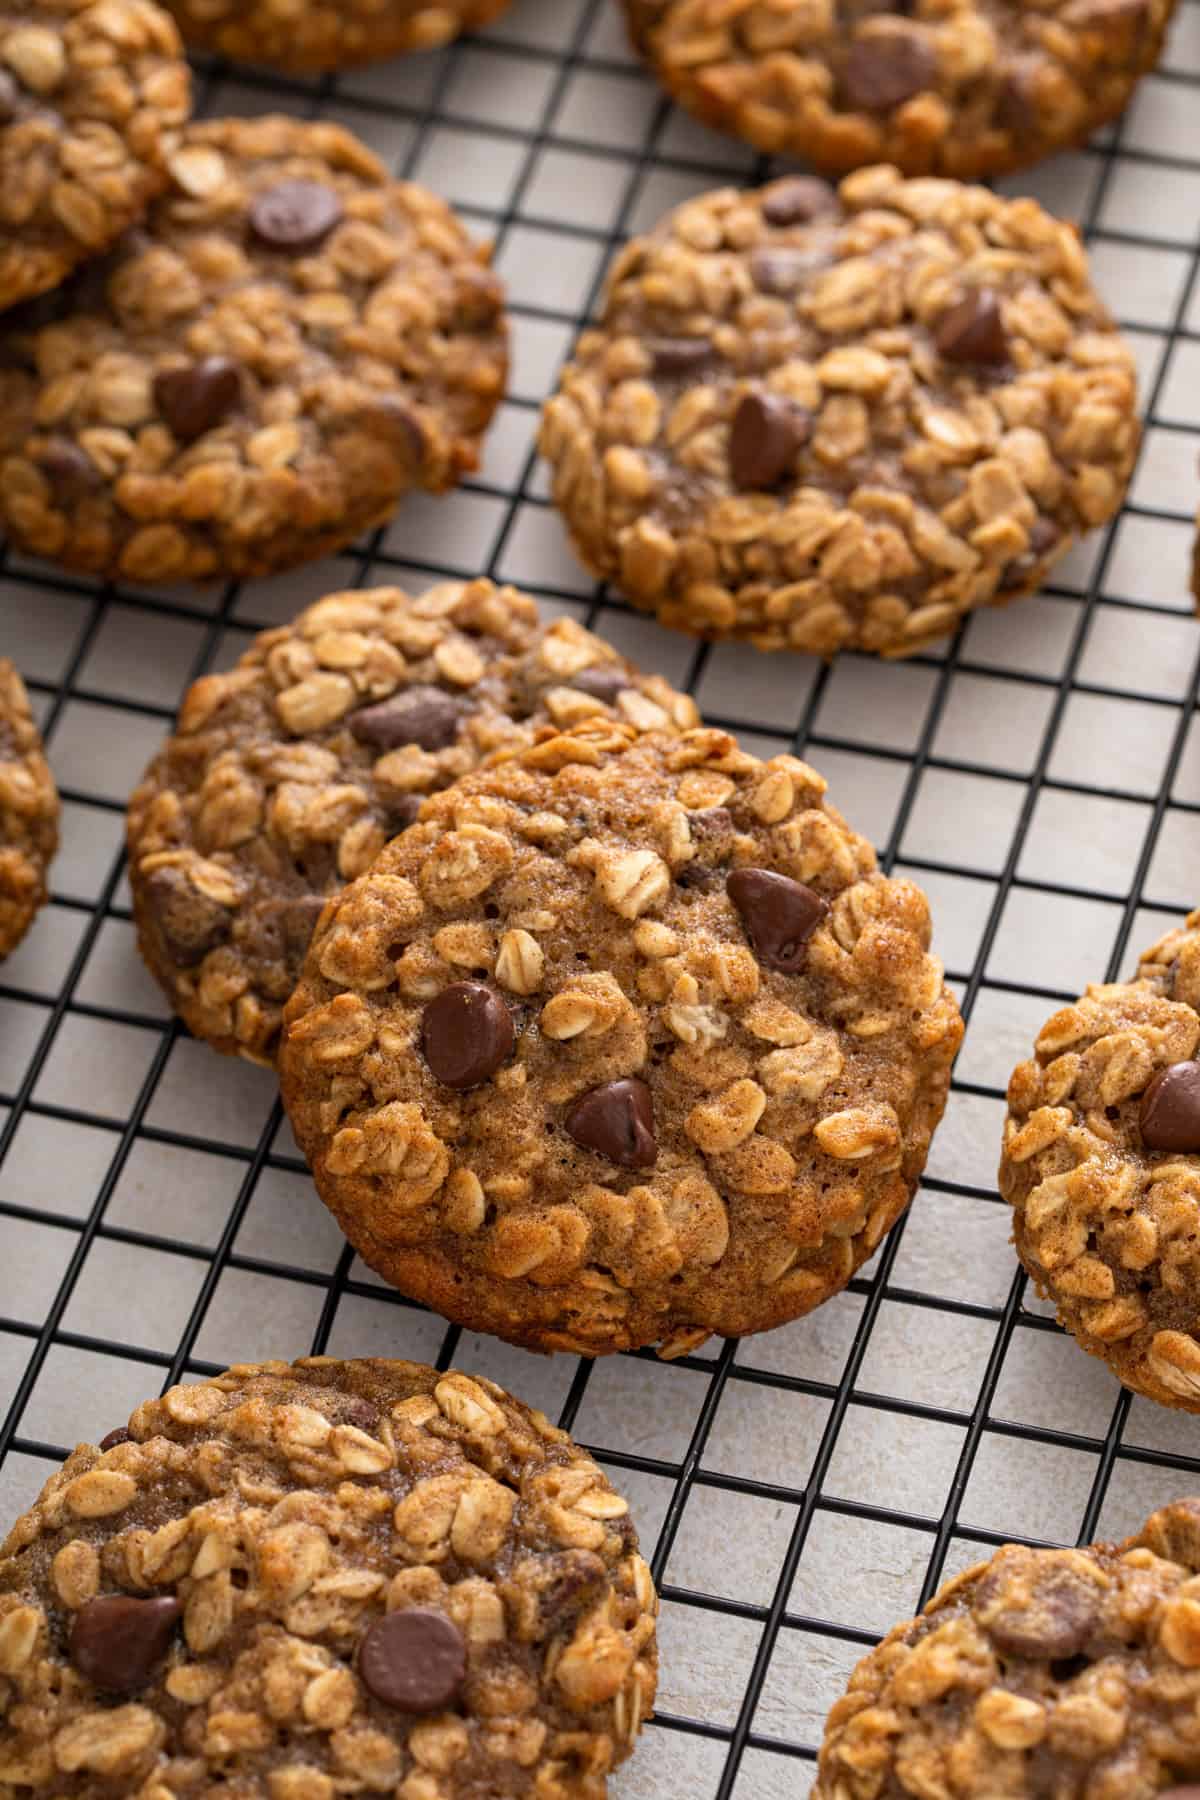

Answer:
[278,721,963,1357]
[0,1355,659,1800]
[1000,908,1200,1413]
[166,0,511,72]
[0,115,507,586]
[539,167,1138,659]
[0,0,190,311]
[624,0,1173,180]
[816,1497,1200,1798]
[0,658,59,960]
[127,579,699,1065]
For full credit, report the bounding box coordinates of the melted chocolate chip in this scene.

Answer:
[69,1595,182,1695]
[98,1427,132,1450]
[649,337,713,375]
[569,665,631,705]
[565,1077,657,1169]
[761,177,836,226]
[0,70,22,122]
[727,868,828,972]
[144,866,232,968]
[341,1397,379,1431]
[358,1609,466,1713]
[1140,1061,1200,1152]
[729,392,809,490]
[998,516,1060,592]
[153,356,242,443]
[363,397,427,474]
[750,246,822,295]
[934,289,1009,366]
[981,1570,1100,1662]
[37,438,100,498]
[536,1551,608,1631]
[385,794,423,832]
[842,30,935,112]
[676,863,716,890]
[997,57,1042,134]
[349,686,463,753]
[249,180,344,251]
[422,981,514,1088]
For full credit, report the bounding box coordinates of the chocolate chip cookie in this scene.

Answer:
[1000,909,1200,1413]
[539,168,1139,659]
[166,0,511,72]
[0,1355,658,1800]
[817,1497,1200,1798]
[278,721,963,1357]
[0,115,507,586]
[0,658,59,960]
[0,0,190,311]
[127,580,699,1065]
[624,0,1173,179]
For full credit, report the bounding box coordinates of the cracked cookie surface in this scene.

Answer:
[624,0,1174,179]
[127,579,699,1065]
[0,115,507,586]
[165,0,512,72]
[0,658,59,960]
[278,722,962,1357]
[539,167,1138,659]
[0,0,190,311]
[1000,908,1200,1413]
[816,1496,1200,1798]
[0,1355,658,1800]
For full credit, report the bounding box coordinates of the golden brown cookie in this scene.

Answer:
[0,1356,658,1799]
[539,168,1139,659]
[0,657,59,959]
[278,721,963,1357]
[166,0,512,72]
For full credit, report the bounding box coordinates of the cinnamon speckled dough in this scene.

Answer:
[167,0,511,71]
[127,580,699,1065]
[0,1355,659,1800]
[624,0,1174,180]
[0,115,507,586]
[539,167,1139,659]
[817,1497,1200,1798]
[1001,908,1200,1413]
[279,721,963,1357]
[0,658,59,959]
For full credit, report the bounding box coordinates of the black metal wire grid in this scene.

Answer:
[4,0,1200,1790]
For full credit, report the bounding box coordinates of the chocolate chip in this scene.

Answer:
[676,863,715,890]
[750,246,822,295]
[69,1595,182,1695]
[727,868,828,972]
[997,58,1042,134]
[1140,1061,1200,1152]
[363,397,427,476]
[422,981,515,1088]
[536,1551,608,1631]
[729,392,808,490]
[98,1427,132,1450]
[842,30,935,112]
[568,665,632,705]
[981,1570,1100,1662]
[341,1397,379,1431]
[998,516,1060,592]
[153,357,242,444]
[349,686,463,753]
[249,180,344,252]
[385,795,423,832]
[565,1077,657,1169]
[649,337,713,376]
[358,1608,466,1712]
[37,438,100,498]
[144,866,231,968]
[761,177,836,226]
[934,289,1009,366]
[0,70,22,122]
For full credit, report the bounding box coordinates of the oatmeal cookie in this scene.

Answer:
[127,579,699,1065]
[1000,908,1200,1413]
[539,167,1138,659]
[278,721,963,1357]
[167,0,511,72]
[624,0,1173,181]
[816,1497,1200,1798]
[0,658,59,959]
[0,115,507,586]
[0,1355,658,1800]
[0,0,190,311]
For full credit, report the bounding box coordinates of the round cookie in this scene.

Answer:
[0,0,190,311]
[0,115,507,586]
[816,1497,1200,1798]
[539,167,1138,659]
[0,1355,658,1800]
[623,0,1174,180]
[127,580,699,1065]
[278,721,963,1357]
[1000,908,1200,1413]
[166,0,511,73]
[0,658,59,959]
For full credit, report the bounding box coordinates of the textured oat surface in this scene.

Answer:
[0,0,190,310]
[1000,908,1200,1414]
[127,579,699,1065]
[0,658,59,962]
[816,1496,1200,1798]
[623,0,1175,179]
[0,115,507,586]
[165,0,512,72]
[278,721,962,1357]
[539,166,1139,659]
[0,1355,658,1799]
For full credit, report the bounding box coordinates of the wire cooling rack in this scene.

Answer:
[4,0,1200,1791]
